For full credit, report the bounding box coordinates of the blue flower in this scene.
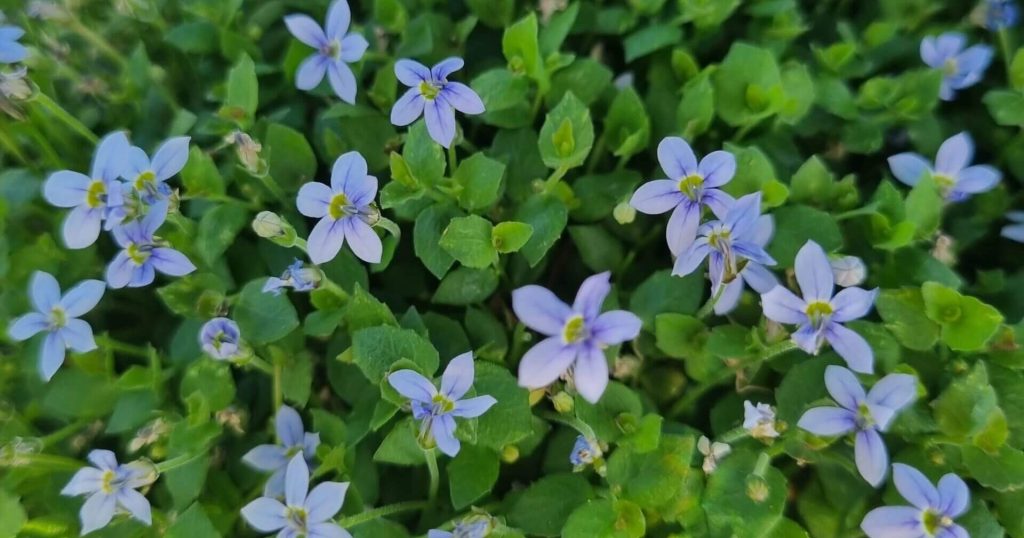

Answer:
[106,201,196,288]
[888,132,1001,202]
[921,32,993,101]
[743,401,780,440]
[569,435,600,466]
[714,213,778,315]
[297,151,382,265]
[861,464,969,538]
[61,450,156,535]
[672,192,777,296]
[388,352,497,457]
[241,454,351,538]
[123,137,190,204]
[629,137,737,255]
[429,519,491,538]
[284,0,368,103]
[199,317,243,360]
[42,131,130,249]
[0,25,26,63]
[512,272,642,403]
[243,405,321,497]
[1002,211,1024,242]
[984,0,1019,30]
[390,57,485,148]
[8,271,104,381]
[798,366,917,486]
[761,240,878,373]
[263,259,321,295]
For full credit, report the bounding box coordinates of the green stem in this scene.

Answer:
[542,165,570,193]
[66,15,127,68]
[98,335,150,358]
[585,131,608,174]
[155,452,202,474]
[447,144,459,172]
[425,450,440,504]
[31,93,99,144]
[539,411,597,440]
[761,340,798,361]
[40,418,91,449]
[3,453,84,471]
[697,284,727,319]
[718,427,751,444]
[336,501,428,528]
[273,358,284,411]
[752,451,772,478]
[999,28,1014,78]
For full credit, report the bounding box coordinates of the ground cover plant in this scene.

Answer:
[3,0,1024,536]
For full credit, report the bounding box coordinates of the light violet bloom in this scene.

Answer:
[429,519,491,538]
[243,405,320,497]
[921,32,993,101]
[982,0,1020,30]
[8,271,104,381]
[831,255,867,287]
[673,192,777,296]
[388,352,497,457]
[714,213,778,315]
[285,0,368,103]
[698,436,731,474]
[512,272,643,403]
[570,435,601,466]
[743,401,780,440]
[1003,211,1024,242]
[888,132,1000,202]
[61,450,156,535]
[42,131,130,249]
[761,240,879,374]
[263,259,321,295]
[390,57,485,148]
[199,317,243,360]
[861,464,970,538]
[123,136,190,204]
[629,137,737,255]
[798,366,917,486]
[297,151,382,265]
[0,25,26,63]
[106,201,196,289]
[241,454,351,538]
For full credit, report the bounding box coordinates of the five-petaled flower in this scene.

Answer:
[429,518,491,538]
[123,136,190,204]
[8,271,104,381]
[243,405,320,497]
[390,57,485,148]
[921,32,993,101]
[0,25,26,64]
[61,449,156,535]
[629,136,737,255]
[888,132,1001,202]
[761,240,879,374]
[106,201,196,288]
[698,435,731,474]
[714,212,778,315]
[241,454,351,538]
[199,317,244,360]
[284,0,368,103]
[798,366,917,486]
[743,401,780,440]
[512,272,642,403]
[42,131,130,249]
[388,352,497,457]
[263,259,321,295]
[297,151,382,265]
[861,464,970,538]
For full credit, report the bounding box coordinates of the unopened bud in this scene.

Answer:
[830,255,867,287]
[613,201,636,224]
[252,211,298,246]
[227,131,264,173]
[746,475,770,503]
[501,445,520,463]
[552,391,574,414]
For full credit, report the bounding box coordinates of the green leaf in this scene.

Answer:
[713,43,784,127]
[904,174,943,238]
[448,445,500,509]
[984,90,1024,127]
[455,153,506,211]
[440,215,498,268]
[503,13,547,87]
[606,434,695,512]
[962,445,1024,492]
[875,288,940,351]
[506,473,594,536]
[677,71,716,139]
[433,267,500,305]
[181,146,225,197]
[234,279,299,345]
[404,121,447,186]
[921,282,1004,351]
[932,362,1003,443]
[266,123,316,191]
[654,313,707,359]
[180,359,236,411]
[605,87,651,159]
[547,58,613,107]
[704,451,788,538]
[474,362,534,449]
[514,195,569,266]
[575,382,643,442]
[0,489,26,538]
[624,24,683,62]
[467,0,514,28]
[351,326,439,383]
[373,418,426,466]
[225,53,258,123]
[492,221,534,253]
[538,92,594,170]
[345,284,398,331]
[568,225,625,273]
[166,503,220,538]
[471,69,532,129]
[562,499,646,538]
[195,203,248,266]
[415,203,460,279]
[767,205,843,267]
[629,270,704,327]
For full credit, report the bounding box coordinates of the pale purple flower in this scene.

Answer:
[297,151,382,265]
[1001,211,1024,242]
[42,131,130,249]
[672,192,777,298]
[285,0,367,103]
[263,259,320,295]
[390,57,485,148]
[743,401,780,440]
[921,32,993,100]
[429,519,490,538]
[61,450,156,535]
[629,137,737,255]
[243,405,320,497]
[831,255,867,287]
[714,213,778,314]
[0,25,26,63]
[512,272,642,403]
[106,201,196,289]
[241,454,351,538]
[570,435,600,466]
[200,317,242,360]
[123,137,190,204]
[388,352,497,457]
[861,464,970,538]
[8,271,104,381]
[761,240,878,374]
[888,132,1000,202]
[983,0,1020,30]
[798,366,917,486]
[698,436,731,474]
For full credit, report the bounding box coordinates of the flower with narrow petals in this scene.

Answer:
[861,464,970,538]
[743,401,780,440]
[388,352,497,457]
[888,132,1000,202]
[569,435,601,467]
[698,436,731,474]
[241,454,351,538]
[798,366,917,486]
[512,272,642,403]
[714,212,778,315]
[200,317,244,360]
[123,136,190,204]
[0,25,26,63]
[284,0,368,103]
[42,131,130,249]
[390,57,485,148]
[1002,211,1024,242]
[761,240,879,374]
[61,450,157,535]
[673,193,777,297]
[629,137,737,255]
[8,271,104,381]
[106,201,196,288]
[243,405,321,496]
[297,151,382,265]
[263,259,321,295]
[429,518,492,538]
[921,32,993,100]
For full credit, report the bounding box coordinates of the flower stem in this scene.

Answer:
[31,93,99,144]
[447,144,459,172]
[425,450,440,504]
[761,340,798,361]
[539,411,597,440]
[696,284,727,319]
[273,357,284,411]
[155,452,203,474]
[999,28,1015,79]
[97,335,151,358]
[542,164,570,193]
[752,451,772,478]
[336,501,428,528]
[40,418,91,449]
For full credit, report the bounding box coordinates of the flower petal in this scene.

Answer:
[937,525,969,538]
[742,262,778,294]
[43,171,91,208]
[297,182,333,218]
[893,463,940,510]
[825,323,874,374]
[936,474,970,518]
[431,57,465,80]
[855,429,889,487]
[9,312,48,341]
[61,319,97,353]
[391,88,425,126]
[151,137,190,181]
[330,151,369,196]
[798,407,857,436]
[284,454,310,507]
[441,351,475,400]
[80,492,117,535]
[325,0,351,40]
[954,165,1000,194]
[150,248,197,277]
[327,61,357,104]
[433,414,461,457]
[955,45,994,78]
[339,33,368,63]
[424,99,457,148]
[672,237,710,277]
[573,272,611,321]
[62,467,104,496]
[59,280,105,318]
[830,287,877,322]
[698,151,736,188]
[30,271,61,312]
[276,405,305,447]
[450,395,497,418]
[713,278,745,315]
[887,153,932,187]
[241,497,288,532]
[342,217,382,264]
[442,82,485,115]
[63,205,103,250]
[861,506,927,538]
[629,179,683,215]
[117,488,152,525]
[867,373,917,421]
[388,370,437,403]
[760,285,807,324]
[296,54,329,90]
[590,310,642,345]
[243,445,289,471]
[106,252,136,289]
[657,136,697,179]
[795,240,834,302]
[824,365,866,410]
[667,200,700,256]
[703,188,735,219]
[935,132,974,176]
[512,285,571,336]
[724,192,762,238]
[308,218,346,265]
[40,331,66,381]
[305,481,348,522]
[285,14,327,48]
[310,523,353,538]
[91,131,131,181]
[395,59,430,86]
[574,344,609,403]
[517,336,577,389]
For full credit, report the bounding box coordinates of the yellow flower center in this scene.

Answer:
[134,170,157,192]
[805,301,833,327]
[127,243,150,265]
[328,192,350,220]
[49,306,67,329]
[85,179,107,208]
[562,314,587,344]
[677,173,705,200]
[923,509,954,535]
[432,393,456,414]
[100,469,117,494]
[419,80,441,100]
[943,58,958,76]
[285,506,308,531]
[322,38,341,59]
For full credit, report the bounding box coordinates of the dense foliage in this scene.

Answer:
[2,0,1024,537]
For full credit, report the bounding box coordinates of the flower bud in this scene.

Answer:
[613,201,636,224]
[746,475,770,503]
[501,445,520,463]
[229,131,264,174]
[551,391,574,414]
[252,211,298,247]
[830,255,867,287]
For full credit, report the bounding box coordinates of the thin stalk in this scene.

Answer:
[336,501,428,528]
[31,93,99,144]
[447,144,459,172]
[542,164,570,193]
[155,452,203,474]
[697,284,727,319]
